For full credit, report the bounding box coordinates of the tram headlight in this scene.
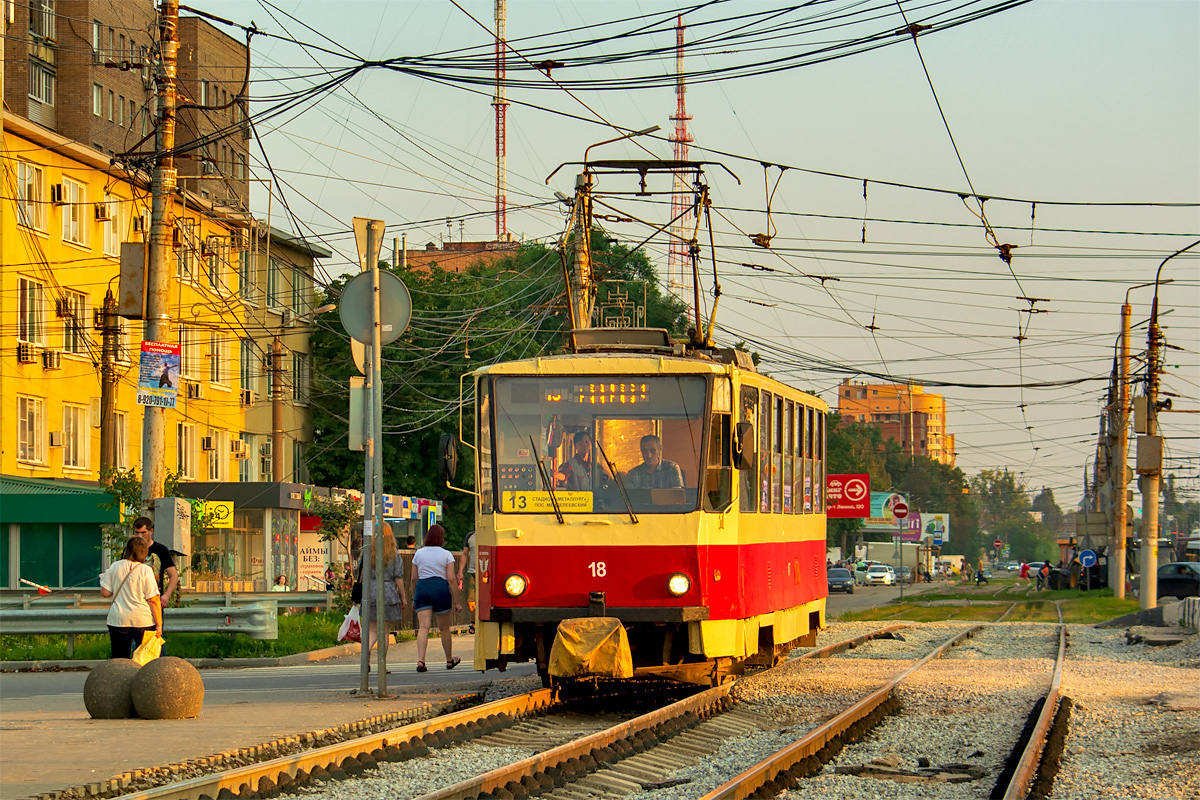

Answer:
[667,572,691,596]
[503,572,528,597]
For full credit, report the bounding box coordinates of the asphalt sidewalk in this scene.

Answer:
[0,634,497,799]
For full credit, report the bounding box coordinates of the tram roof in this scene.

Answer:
[475,351,729,377]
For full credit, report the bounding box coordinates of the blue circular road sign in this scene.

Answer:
[1080,550,1097,568]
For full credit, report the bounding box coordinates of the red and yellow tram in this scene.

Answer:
[465,329,828,685]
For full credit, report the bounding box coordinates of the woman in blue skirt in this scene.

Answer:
[409,524,463,671]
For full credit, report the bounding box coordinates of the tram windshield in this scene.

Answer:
[490,375,708,514]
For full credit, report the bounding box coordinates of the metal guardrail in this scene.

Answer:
[0,590,332,611]
[0,601,279,639]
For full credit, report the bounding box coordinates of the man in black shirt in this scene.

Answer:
[133,516,180,606]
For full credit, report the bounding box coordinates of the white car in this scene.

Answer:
[865,564,895,586]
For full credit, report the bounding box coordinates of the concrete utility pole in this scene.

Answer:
[569,172,593,330]
[1138,297,1163,610]
[141,0,179,509]
[1111,300,1131,598]
[271,336,284,481]
[99,293,118,472]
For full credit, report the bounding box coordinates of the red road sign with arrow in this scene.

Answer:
[826,474,870,518]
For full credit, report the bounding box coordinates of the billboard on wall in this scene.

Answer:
[860,492,908,532]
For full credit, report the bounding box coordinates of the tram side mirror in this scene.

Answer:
[439,433,459,483]
[733,422,755,470]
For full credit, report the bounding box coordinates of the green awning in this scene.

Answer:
[0,475,120,524]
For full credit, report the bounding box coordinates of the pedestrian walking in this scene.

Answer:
[98,538,163,659]
[409,524,463,672]
[1037,562,1050,590]
[359,525,406,658]
[1018,561,1030,587]
[458,530,477,634]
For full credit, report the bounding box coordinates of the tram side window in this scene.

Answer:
[783,400,794,513]
[815,412,825,513]
[796,402,806,515]
[759,390,772,513]
[739,386,758,513]
[804,407,815,512]
[705,413,732,511]
[772,395,784,514]
[478,378,494,511]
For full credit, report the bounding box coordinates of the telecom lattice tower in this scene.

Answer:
[493,0,509,240]
[667,15,693,309]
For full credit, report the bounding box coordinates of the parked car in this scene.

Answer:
[1156,562,1200,599]
[865,564,895,586]
[827,567,855,594]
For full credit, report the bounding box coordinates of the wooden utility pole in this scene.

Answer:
[99,293,118,471]
[140,0,179,508]
[1111,301,1130,598]
[569,172,592,330]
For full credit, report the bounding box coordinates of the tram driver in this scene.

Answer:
[625,434,684,490]
[557,430,595,491]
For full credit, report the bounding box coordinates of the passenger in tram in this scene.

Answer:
[625,434,683,489]
[557,430,595,491]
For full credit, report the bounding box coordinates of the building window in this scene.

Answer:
[93,83,102,115]
[108,89,114,120]
[266,258,284,308]
[29,0,55,40]
[18,396,46,464]
[177,423,197,479]
[238,433,255,482]
[113,412,128,470]
[208,332,227,384]
[62,290,88,354]
[236,152,246,181]
[141,107,149,136]
[102,193,123,256]
[179,325,199,378]
[238,249,256,303]
[291,268,305,314]
[129,98,137,127]
[117,94,124,126]
[18,277,47,344]
[16,162,45,230]
[240,338,256,393]
[207,429,228,481]
[114,317,132,363]
[62,404,88,469]
[61,178,88,245]
[118,34,125,59]
[28,59,55,105]
[291,352,308,402]
[92,20,101,61]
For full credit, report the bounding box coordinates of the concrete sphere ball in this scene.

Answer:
[83,658,141,719]
[131,656,205,719]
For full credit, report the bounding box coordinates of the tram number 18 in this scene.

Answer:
[588,562,607,578]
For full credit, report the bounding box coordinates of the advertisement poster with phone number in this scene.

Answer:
[136,340,181,408]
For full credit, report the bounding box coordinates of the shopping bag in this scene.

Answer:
[132,632,165,666]
[338,605,361,643]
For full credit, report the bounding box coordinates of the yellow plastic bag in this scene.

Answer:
[132,632,164,666]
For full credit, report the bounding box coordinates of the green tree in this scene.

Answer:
[824,412,893,547]
[1031,487,1063,534]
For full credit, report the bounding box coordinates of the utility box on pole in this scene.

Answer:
[1136,435,1162,475]
[154,497,192,585]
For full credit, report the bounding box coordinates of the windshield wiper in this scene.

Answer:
[528,435,564,524]
[596,442,638,524]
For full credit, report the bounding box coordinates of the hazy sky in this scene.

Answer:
[202,0,1199,508]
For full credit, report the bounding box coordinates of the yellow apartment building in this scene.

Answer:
[1,113,252,587]
[837,380,956,467]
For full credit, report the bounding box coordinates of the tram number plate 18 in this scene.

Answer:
[501,491,593,513]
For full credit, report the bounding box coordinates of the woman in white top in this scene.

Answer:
[99,537,163,659]
[408,524,462,672]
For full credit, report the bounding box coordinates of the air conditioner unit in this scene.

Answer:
[201,436,215,451]
[239,389,256,408]
[202,160,217,175]
[17,342,38,363]
[230,439,246,455]
[50,184,65,205]
[94,202,112,221]
[260,441,272,458]
[185,382,204,400]
[49,431,64,448]
[42,349,63,370]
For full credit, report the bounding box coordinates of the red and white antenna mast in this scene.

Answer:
[493,0,509,241]
[667,15,693,307]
